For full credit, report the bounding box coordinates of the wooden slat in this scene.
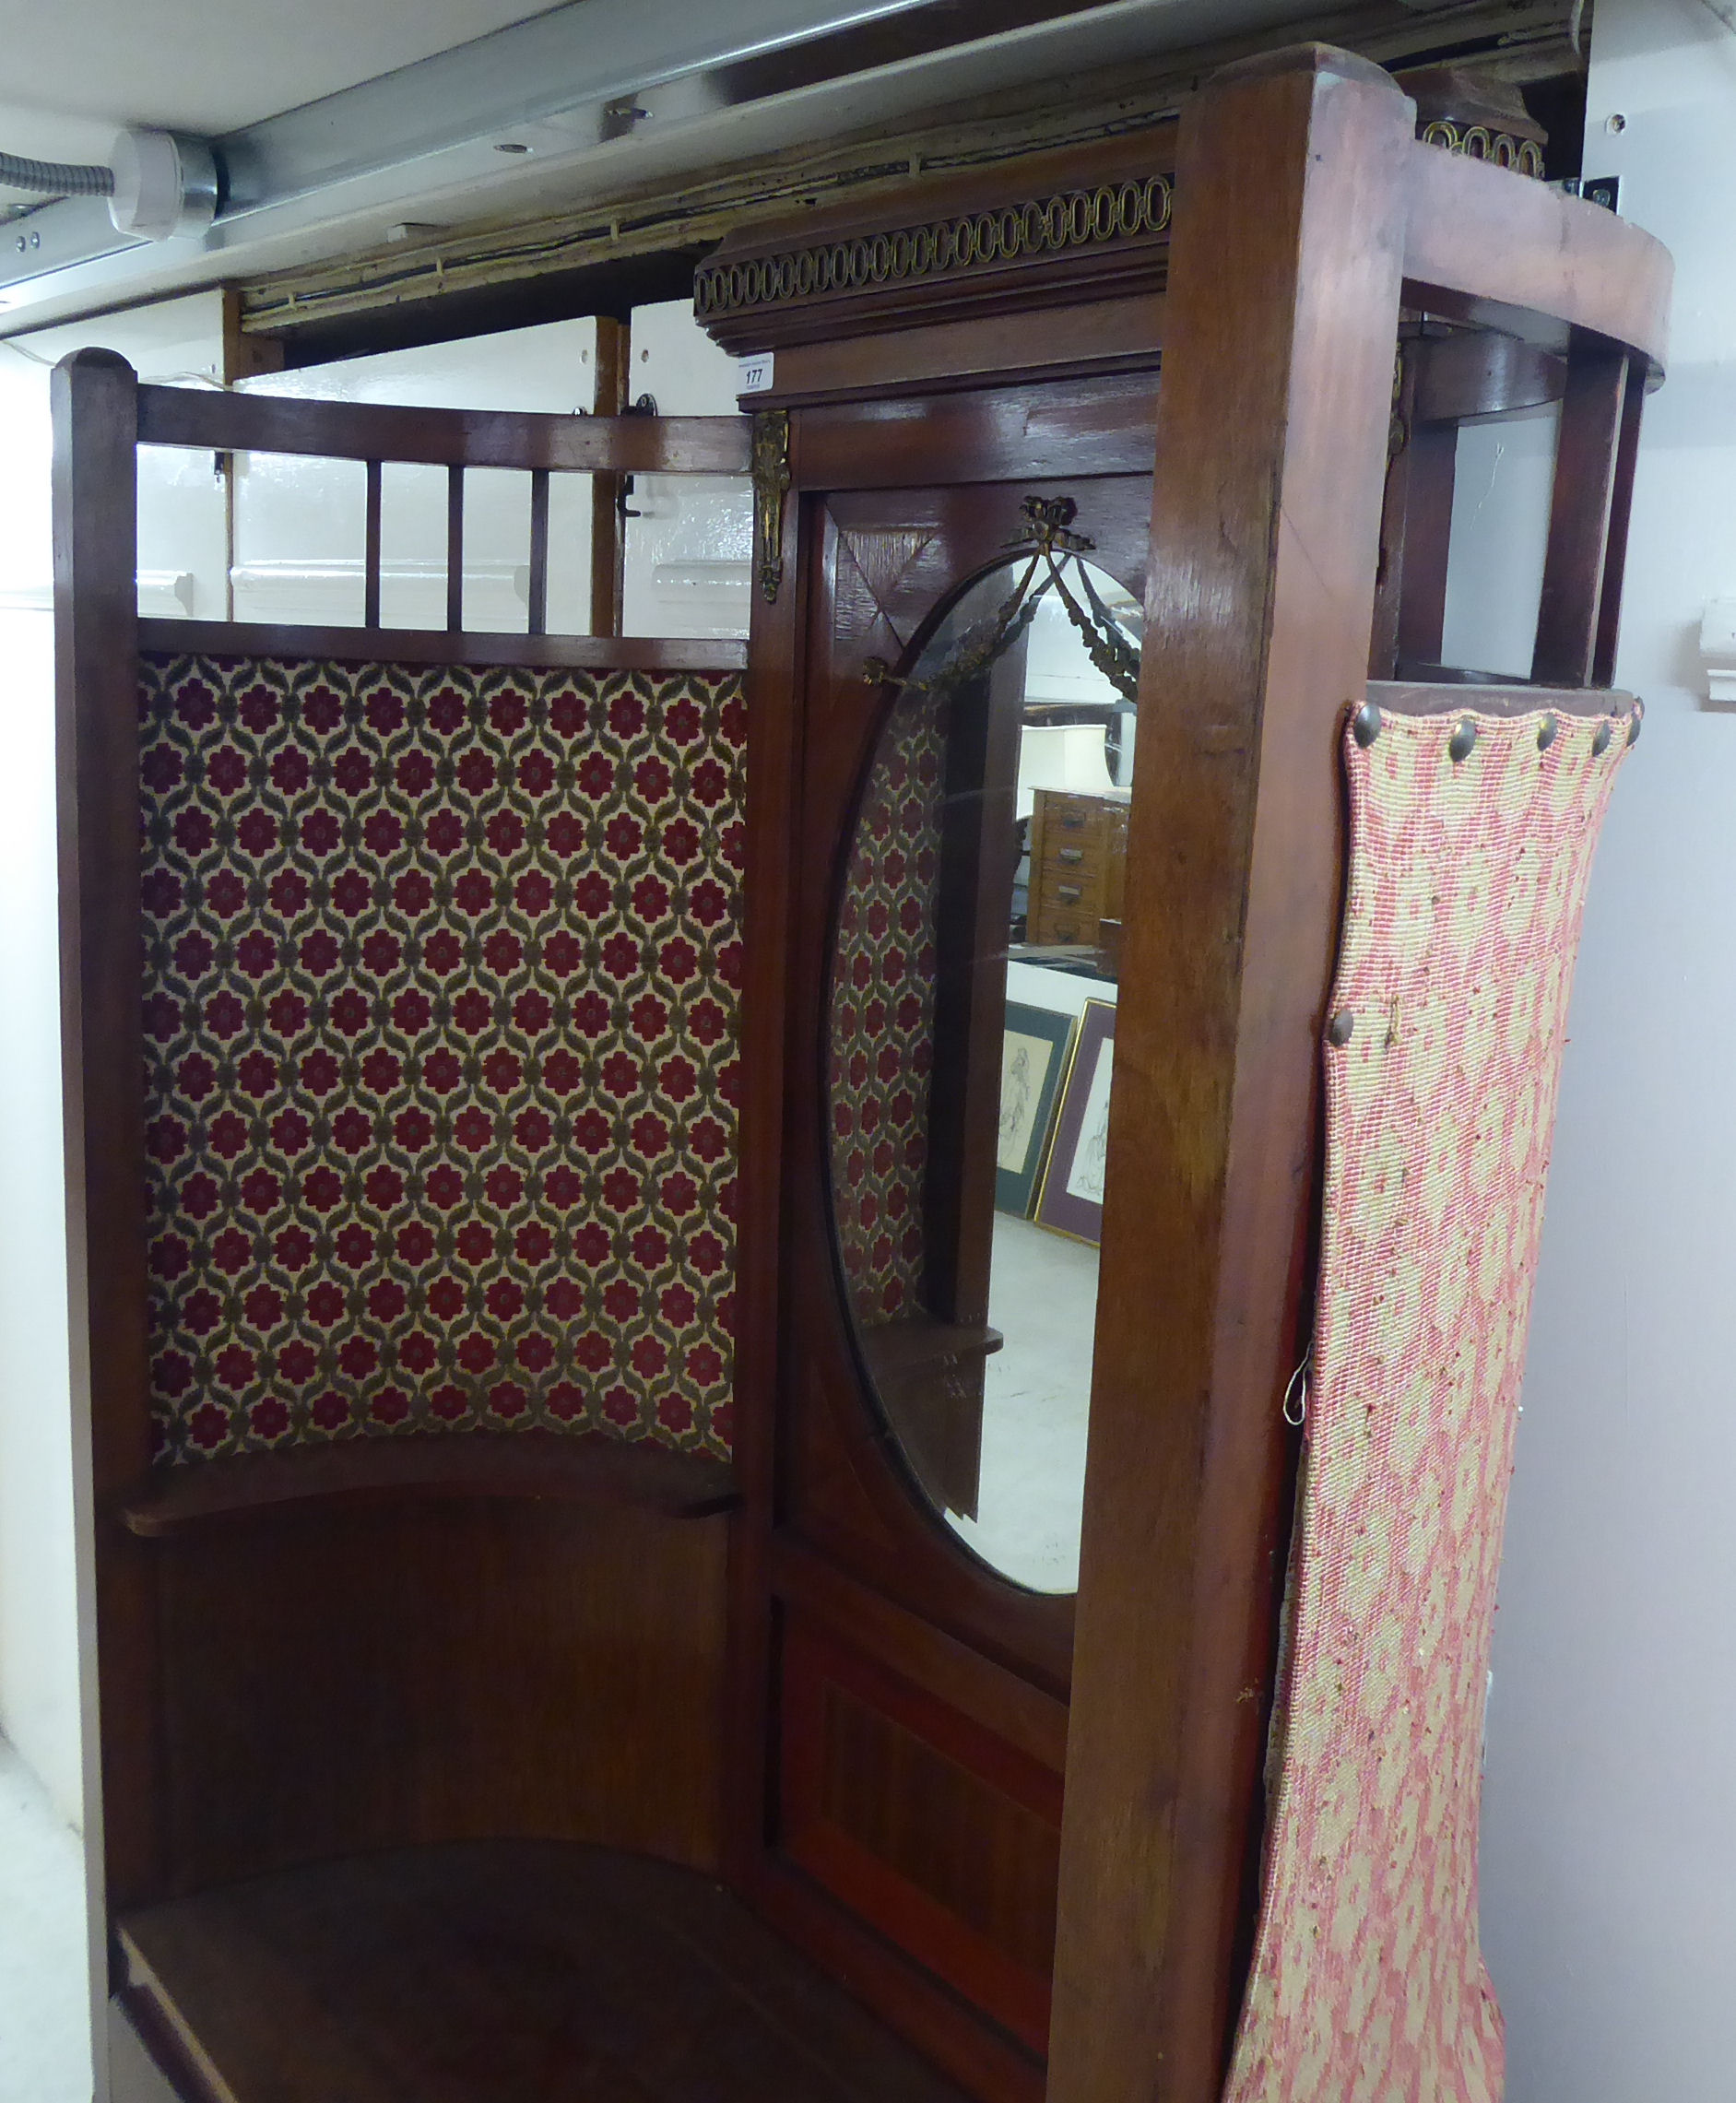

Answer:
[1050,49,1413,2103]
[1402,137,1672,372]
[1393,420,1457,670]
[1594,364,1648,686]
[137,618,747,672]
[1532,334,1629,687]
[362,459,382,630]
[591,314,629,637]
[118,1431,739,1538]
[445,464,465,632]
[136,383,752,472]
[526,467,550,637]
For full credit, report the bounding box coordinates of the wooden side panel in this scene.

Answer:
[153,1502,729,1890]
[1050,49,1414,2103]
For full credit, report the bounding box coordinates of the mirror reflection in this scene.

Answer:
[827,509,1140,1592]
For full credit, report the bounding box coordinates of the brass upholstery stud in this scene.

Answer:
[1352,701,1381,749]
[1537,714,1557,752]
[1626,706,1644,747]
[1328,1010,1355,1047]
[1448,717,1478,764]
[1592,720,1613,756]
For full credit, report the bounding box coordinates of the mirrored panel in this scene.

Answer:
[827,506,1140,1592]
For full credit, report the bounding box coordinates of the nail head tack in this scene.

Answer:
[1448,717,1478,764]
[1536,714,1557,752]
[1592,719,1612,756]
[1352,701,1382,749]
[1328,1010,1355,1047]
[1626,706,1643,746]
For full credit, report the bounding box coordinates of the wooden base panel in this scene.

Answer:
[116,1842,971,2103]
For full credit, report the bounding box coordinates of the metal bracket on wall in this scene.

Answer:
[1560,174,1621,212]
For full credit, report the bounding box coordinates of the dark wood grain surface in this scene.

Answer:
[154,1500,731,1891]
[1402,132,1671,371]
[117,1842,971,2103]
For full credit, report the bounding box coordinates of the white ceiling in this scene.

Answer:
[0,0,566,162]
[0,0,1359,331]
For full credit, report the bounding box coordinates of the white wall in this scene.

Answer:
[621,297,751,638]
[237,318,600,631]
[0,296,228,1842]
[1477,7,1736,2098]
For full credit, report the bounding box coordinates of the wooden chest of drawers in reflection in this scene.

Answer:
[1027,788,1129,949]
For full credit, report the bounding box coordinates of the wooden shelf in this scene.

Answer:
[116,1842,969,2103]
[117,1430,738,1540]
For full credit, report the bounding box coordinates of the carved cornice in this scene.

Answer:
[695,173,1173,337]
[695,66,1548,360]
[695,129,1180,356]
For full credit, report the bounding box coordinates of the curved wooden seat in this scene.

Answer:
[117,1431,739,1540]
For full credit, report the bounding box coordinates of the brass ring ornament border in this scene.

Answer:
[693,173,1175,318]
[1419,116,1546,178]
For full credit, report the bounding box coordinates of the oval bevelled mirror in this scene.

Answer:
[826,501,1140,1593]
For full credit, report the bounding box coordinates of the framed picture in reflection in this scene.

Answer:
[1035,998,1116,1246]
[996,1002,1076,1217]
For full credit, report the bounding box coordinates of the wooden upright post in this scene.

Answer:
[1048,49,1414,2103]
[53,347,155,2100]
[591,316,630,635]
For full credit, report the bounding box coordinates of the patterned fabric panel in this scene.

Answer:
[827,687,944,1328]
[1223,705,1631,2103]
[138,656,744,1462]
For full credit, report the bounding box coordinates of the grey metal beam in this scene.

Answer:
[0,0,1386,331]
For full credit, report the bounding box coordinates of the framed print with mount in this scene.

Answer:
[1034,997,1116,1246]
[996,1000,1076,1217]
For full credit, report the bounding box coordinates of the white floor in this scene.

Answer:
[0,1737,91,2103]
[947,1211,1098,1593]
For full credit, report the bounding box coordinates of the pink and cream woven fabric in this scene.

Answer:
[1222,702,1632,2103]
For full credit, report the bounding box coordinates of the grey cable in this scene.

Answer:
[0,151,113,197]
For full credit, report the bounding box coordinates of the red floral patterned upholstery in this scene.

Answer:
[827,688,943,1328]
[138,655,743,1461]
[1223,704,1631,2103]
